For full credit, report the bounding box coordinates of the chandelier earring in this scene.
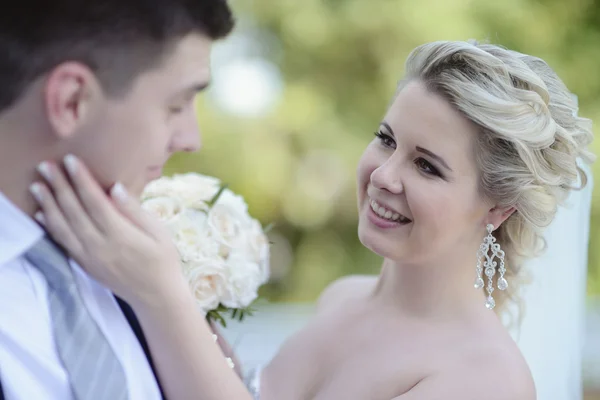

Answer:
[474,224,507,309]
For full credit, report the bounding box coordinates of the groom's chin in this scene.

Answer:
[131,173,162,198]
[102,168,163,200]
[127,181,146,199]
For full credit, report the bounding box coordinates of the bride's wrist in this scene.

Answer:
[128,274,194,315]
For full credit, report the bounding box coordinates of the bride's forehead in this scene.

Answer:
[389,83,472,130]
[384,84,478,154]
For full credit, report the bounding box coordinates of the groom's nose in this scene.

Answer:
[170,124,202,153]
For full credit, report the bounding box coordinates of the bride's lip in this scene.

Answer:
[368,197,412,222]
[367,205,411,229]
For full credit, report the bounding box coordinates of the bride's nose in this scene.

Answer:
[370,159,404,194]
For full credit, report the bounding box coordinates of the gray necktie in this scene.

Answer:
[25,236,129,400]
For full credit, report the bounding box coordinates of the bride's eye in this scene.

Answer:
[374,131,396,149]
[415,157,441,177]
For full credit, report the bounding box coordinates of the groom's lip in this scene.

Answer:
[147,166,163,179]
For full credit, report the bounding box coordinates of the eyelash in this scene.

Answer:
[373,131,442,178]
[374,131,396,149]
[170,97,195,114]
[414,158,441,177]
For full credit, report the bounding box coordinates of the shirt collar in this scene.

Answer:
[0,191,44,267]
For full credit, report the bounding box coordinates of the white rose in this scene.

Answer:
[173,173,221,191]
[232,219,271,283]
[219,254,262,308]
[184,257,228,312]
[170,209,219,260]
[207,201,270,284]
[141,173,222,207]
[141,176,177,199]
[141,196,184,222]
[241,219,266,259]
[140,172,271,313]
[245,220,270,283]
[171,173,222,206]
[216,189,249,215]
[206,203,249,258]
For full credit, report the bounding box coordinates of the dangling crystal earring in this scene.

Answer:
[474,224,507,309]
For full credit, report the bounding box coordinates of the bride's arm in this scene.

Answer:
[31,156,252,400]
[132,280,252,400]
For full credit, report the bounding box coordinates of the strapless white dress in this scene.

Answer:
[244,366,262,399]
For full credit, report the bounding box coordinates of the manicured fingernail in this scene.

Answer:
[36,162,52,182]
[34,211,45,225]
[64,154,78,177]
[29,183,44,202]
[110,182,128,203]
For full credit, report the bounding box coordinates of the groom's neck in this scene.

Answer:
[0,152,40,217]
[0,118,51,217]
[0,181,38,218]
[0,142,40,217]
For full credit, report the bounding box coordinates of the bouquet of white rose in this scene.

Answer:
[140,172,271,327]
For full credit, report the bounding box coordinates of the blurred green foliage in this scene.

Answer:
[166,0,600,301]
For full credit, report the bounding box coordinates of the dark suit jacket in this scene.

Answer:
[0,297,166,400]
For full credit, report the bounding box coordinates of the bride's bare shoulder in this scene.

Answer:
[316,275,377,312]
[398,321,536,400]
[396,346,536,400]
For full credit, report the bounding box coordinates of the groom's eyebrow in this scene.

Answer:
[172,81,210,101]
[185,82,210,94]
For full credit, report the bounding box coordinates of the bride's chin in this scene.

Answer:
[358,230,402,261]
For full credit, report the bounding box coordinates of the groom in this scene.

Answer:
[0,1,234,399]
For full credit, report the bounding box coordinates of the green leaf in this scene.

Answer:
[217,303,229,312]
[205,184,228,208]
[225,305,258,323]
[206,309,227,328]
[263,223,275,233]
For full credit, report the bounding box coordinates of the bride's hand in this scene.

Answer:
[30,154,188,308]
[31,155,253,400]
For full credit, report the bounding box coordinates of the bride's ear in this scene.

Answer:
[486,205,515,230]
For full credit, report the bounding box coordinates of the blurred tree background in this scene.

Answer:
[166,0,600,302]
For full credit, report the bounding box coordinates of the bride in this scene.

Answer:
[31,40,594,399]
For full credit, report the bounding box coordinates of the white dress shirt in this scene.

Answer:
[0,192,163,400]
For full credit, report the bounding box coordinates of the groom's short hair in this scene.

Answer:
[0,0,234,112]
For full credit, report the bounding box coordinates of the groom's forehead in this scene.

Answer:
[169,34,213,68]
[149,34,213,87]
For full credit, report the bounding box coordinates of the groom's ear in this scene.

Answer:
[44,62,102,139]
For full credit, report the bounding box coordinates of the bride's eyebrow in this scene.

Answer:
[380,121,394,136]
[381,120,452,172]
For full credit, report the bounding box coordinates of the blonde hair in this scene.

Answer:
[399,40,595,315]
